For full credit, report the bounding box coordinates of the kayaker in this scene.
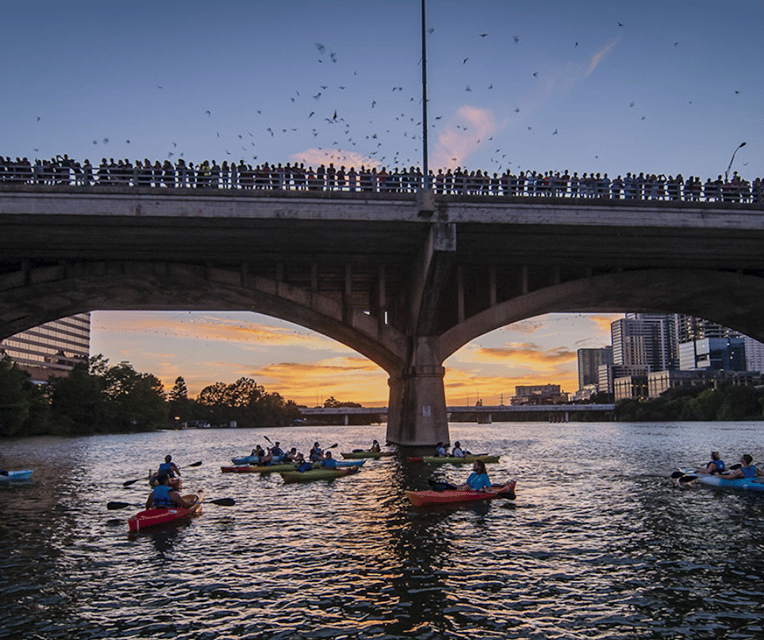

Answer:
[435,442,448,457]
[457,460,492,492]
[146,474,194,510]
[309,442,323,462]
[370,440,381,453]
[721,454,760,480]
[695,451,726,475]
[451,442,465,458]
[270,442,285,457]
[295,453,313,472]
[158,454,181,478]
[284,447,299,461]
[320,451,338,468]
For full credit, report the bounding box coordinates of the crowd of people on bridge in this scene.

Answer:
[1,154,761,204]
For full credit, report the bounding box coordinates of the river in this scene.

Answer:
[2,421,764,639]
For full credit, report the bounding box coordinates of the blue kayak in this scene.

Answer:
[677,469,764,493]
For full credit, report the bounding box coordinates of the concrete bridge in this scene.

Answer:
[2,183,764,447]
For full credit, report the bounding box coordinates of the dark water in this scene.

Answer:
[3,422,764,640]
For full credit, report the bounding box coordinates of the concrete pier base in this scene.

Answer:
[386,337,449,447]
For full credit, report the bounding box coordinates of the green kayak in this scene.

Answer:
[280,467,360,483]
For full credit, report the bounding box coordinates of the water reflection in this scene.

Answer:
[3,423,764,638]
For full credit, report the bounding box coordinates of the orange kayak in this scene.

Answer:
[405,481,516,507]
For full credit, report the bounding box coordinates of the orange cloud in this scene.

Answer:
[289,148,378,169]
[432,105,498,169]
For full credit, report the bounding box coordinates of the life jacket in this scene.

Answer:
[152,485,175,508]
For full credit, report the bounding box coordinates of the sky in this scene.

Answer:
[4,1,762,406]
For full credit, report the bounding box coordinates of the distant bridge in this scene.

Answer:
[300,404,616,426]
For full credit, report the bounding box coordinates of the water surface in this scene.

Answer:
[2,422,764,639]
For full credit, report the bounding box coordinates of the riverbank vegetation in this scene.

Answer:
[616,383,764,422]
[0,355,302,437]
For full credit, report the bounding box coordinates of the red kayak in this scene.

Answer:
[128,491,204,532]
[405,481,516,507]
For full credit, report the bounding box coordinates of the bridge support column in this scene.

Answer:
[386,338,449,447]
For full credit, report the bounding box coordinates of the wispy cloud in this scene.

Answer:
[433,38,619,169]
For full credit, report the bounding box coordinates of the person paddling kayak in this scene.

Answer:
[157,454,181,478]
[694,451,725,475]
[146,474,196,509]
[457,460,492,492]
[720,454,762,480]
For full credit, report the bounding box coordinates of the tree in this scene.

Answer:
[0,356,37,436]
[168,376,192,424]
[102,362,167,432]
[48,359,107,434]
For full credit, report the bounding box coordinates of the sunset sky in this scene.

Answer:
[89,311,620,406]
[4,1,761,406]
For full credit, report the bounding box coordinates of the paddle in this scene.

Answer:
[107,496,235,510]
[675,463,741,483]
[122,460,203,487]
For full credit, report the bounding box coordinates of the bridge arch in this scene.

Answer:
[439,268,764,360]
[0,260,409,374]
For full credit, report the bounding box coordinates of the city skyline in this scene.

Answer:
[4,1,761,406]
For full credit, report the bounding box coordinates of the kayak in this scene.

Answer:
[128,490,205,532]
[148,473,182,490]
[340,450,394,459]
[280,467,360,484]
[408,455,501,464]
[232,454,284,465]
[221,459,365,473]
[405,481,516,507]
[677,471,764,493]
[0,469,33,481]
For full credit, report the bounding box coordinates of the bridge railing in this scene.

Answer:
[1,160,761,205]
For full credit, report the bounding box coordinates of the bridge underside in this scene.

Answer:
[3,189,764,446]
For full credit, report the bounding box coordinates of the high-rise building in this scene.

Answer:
[577,347,613,391]
[611,313,676,372]
[0,314,90,383]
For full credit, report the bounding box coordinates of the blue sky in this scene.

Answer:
[5,1,762,404]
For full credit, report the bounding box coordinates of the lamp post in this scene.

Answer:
[725,142,746,182]
[421,0,429,190]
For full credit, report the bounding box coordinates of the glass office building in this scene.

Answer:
[0,313,90,383]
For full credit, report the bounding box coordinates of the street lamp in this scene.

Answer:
[725,142,746,182]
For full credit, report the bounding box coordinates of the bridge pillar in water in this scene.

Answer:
[386,337,450,448]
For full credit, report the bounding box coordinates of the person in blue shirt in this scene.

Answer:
[145,474,192,509]
[320,451,338,468]
[435,442,448,457]
[458,460,492,491]
[721,454,762,480]
[157,454,180,478]
[451,441,465,458]
[695,451,725,475]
